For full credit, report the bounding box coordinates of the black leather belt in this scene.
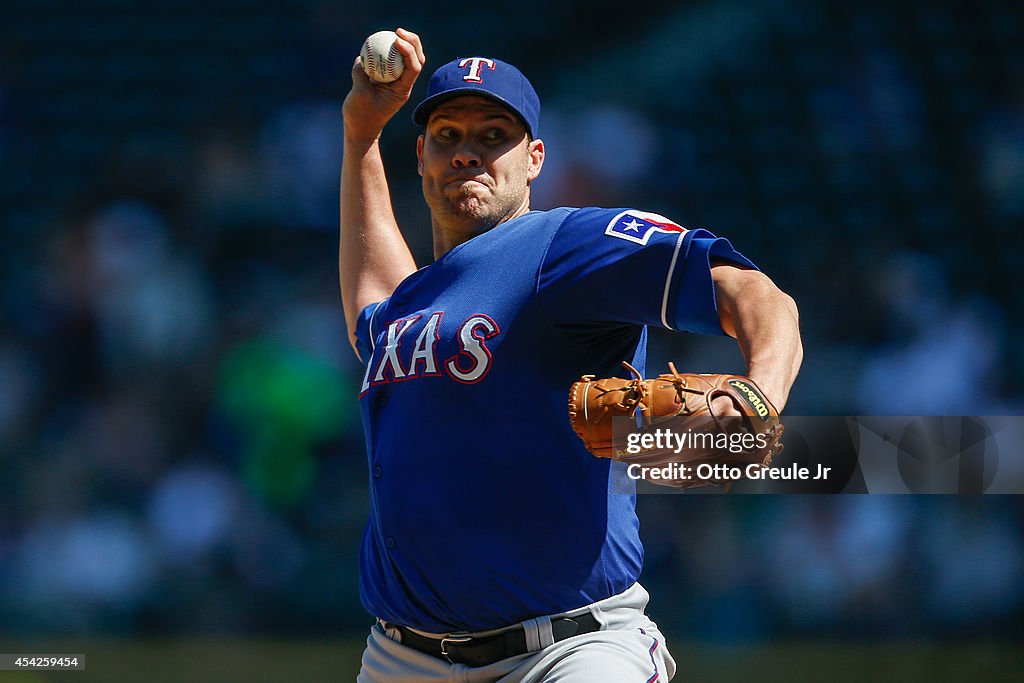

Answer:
[387,613,601,667]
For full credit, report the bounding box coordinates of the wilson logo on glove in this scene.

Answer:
[727,379,770,419]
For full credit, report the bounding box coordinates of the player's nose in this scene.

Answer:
[451,144,482,168]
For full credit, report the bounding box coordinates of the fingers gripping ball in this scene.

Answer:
[361,30,405,83]
[567,362,784,489]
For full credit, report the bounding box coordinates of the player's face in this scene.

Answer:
[418,97,544,235]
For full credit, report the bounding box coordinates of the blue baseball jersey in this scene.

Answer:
[353,207,756,633]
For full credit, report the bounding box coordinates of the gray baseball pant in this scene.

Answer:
[357,582,676,682]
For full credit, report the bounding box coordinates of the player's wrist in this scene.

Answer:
[746,375,787,413]
[341,102,392,146]
[343,125,383,148]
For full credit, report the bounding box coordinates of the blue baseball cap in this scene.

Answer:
[412,57,541,138]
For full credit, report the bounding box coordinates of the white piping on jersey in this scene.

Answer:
[368,300,386,352]
[660,230,688,330]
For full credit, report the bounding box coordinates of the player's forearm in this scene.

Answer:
[339,135,418,345]
[713,267,803,411]
[739,291,802,411]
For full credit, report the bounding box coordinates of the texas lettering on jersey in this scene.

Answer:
[360,311,500,394]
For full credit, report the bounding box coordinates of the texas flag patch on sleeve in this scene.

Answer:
[604,210,688,245]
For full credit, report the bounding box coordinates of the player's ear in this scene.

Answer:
[416,135,424,175]
[526,138,544,182]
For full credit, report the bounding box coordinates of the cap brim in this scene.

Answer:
[412,88,533,137]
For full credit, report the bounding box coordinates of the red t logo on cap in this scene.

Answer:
[458,57,496,83]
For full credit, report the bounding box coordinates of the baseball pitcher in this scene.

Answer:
[340,28,802,682]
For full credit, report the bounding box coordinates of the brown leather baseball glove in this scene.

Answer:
[567,362,784,489]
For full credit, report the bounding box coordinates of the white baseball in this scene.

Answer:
[360,30,405,83]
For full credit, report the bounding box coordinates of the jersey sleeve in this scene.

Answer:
[537,207,757,335]
[353,298,388,362]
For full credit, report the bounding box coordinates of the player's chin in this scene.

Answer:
[445,194,489,219]
[444,201,509,233]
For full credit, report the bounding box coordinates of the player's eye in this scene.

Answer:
[434,127,459,141]
[482,128,505,143]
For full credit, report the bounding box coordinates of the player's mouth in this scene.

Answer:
[444,173,489,189]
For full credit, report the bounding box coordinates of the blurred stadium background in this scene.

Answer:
[1,0,1022,680]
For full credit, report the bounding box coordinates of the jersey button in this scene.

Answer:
[385,537,396,549]
[373,465,383,479]
[375,392,388,408]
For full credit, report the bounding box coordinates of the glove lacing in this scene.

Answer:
[596,361,647,411]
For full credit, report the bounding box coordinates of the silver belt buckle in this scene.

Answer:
[439,633,473,664]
